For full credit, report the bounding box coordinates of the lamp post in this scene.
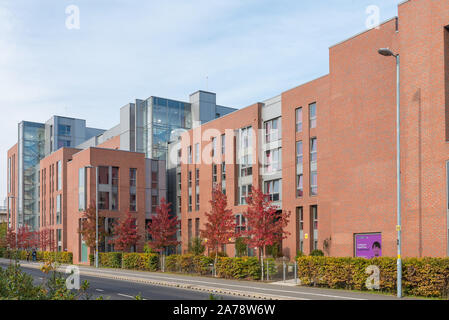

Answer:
[85,165,99,268]
[7,195,16,248]
[378,47,402,298]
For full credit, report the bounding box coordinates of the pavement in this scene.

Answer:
[0,258,408,300]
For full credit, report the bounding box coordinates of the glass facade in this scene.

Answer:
[18,122,45,230]
[145,97,192,160]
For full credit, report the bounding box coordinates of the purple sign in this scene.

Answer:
[355,233,382,259]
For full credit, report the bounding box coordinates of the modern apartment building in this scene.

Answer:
[6,91,236,264]
[178,0,449,258]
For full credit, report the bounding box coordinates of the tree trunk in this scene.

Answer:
[214,247,219,277]
[260,247,264,281]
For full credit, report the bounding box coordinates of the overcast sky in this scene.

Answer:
[0,0,401,202]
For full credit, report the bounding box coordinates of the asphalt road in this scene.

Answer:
[0,264,247,300]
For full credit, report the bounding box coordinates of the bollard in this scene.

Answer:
[295,261,298,284]
[283,261,286,283]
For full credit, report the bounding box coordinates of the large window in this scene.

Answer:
[264,118,281,143]
[57,161,62,191]
[187,146,192,164]
[99,191,110,210]
[221,134,225,155]
[235,214,246,234]
[264,179,280,202]
[310,137,317,196]
[309,103,317,129]
[212,164,218,183]
[311,205,318,250]
[56,195,61,225]
[195,169,200,186]
[78,168,86,211]
[130,168,137,211]
[297,207,304,253]
[212,137,217,157]
[240,184,252,205]
[99,166,109,185]
[58,125,71,136]
[296,141,303,165]
[265,148,282,173]
[195,143,200,163]
[240,126,252,149]
[296,107,303,132]
[240,154,253,177]
[297,174,303,197]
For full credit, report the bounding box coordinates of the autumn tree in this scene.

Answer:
[146,198,179,271]
[17,225,38,251]
[78,202,106,263]
[38,228,55,252]
[109,212,141,252]
[6,228,17,250]
[242,187,291,273]
[200,186,236,273]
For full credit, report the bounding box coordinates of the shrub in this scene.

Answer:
[99,252,122,268]
[122,253,158,271]
[309,250,324,257]
[188,238,205,256]
[193,255,214,275]
[209,251,228,259]
[297,256,449,298]
[215,257,261,280]
[165,255,179,272]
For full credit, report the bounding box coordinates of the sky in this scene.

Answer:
[0,0,402,202]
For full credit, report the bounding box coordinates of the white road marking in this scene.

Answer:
[117,293,134,299]
[91,269,365,300]
[96,289,104,292]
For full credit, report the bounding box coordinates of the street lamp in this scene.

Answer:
[378,47,402,298]
[85,165,99,268]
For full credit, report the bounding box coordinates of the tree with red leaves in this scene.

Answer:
[147,198,179,271]
[78,202,106,259]
[5,228,17,250]
[200,186,236,272]
[17,225,38,251]
[38,228,55,252]
[109,212,141,252]
[242,187,291,272]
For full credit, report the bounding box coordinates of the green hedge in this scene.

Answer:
[122,253,159,271]
[99,252,123,268]
[165,254,215,275]
[297,256,449,298]
[2,250,73,264]
[216,257,261,280]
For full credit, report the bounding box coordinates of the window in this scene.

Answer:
[240,184,252,205]
[309,103,316,129]
[151,162,158,189]
[264,179,280,202]
[188,171,192,188]
[130,168,137,211]
[296,141,303,165]
[58,125,71,136]
[57,161,62,191]
[296,107,303,132]
[221,162,226,181]
[57,229,62,252]
[221,134,225,155]
[188,146,192,164]
[297,174,303,197]
[177,173,181,190]
[112,167,119,186]
[195,169,200,186]
[152,196,158,213]
[188,219,192,243]
[212,164,218,183]
[195,193,200,211]
[78,168,86,211]
[99,192,110,210]
[310,137,317,196]
[235,214,246,233]
[310,138,317,162]
[240,126,252,149]
[130,168,137,187]
[195,218,200,238]
[99,166,109,185]
[311,205,318,250]
[195,143,200,163]
[240,154,253,177]
[7,157,11,193]
[58,140,71,149]
[264,118,281,143]
[56,195,61,225]
[265,148,282,173]
[212,137,217,157]
[188,195,192,212]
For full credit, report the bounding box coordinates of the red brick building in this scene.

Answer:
[178,0,449,259]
